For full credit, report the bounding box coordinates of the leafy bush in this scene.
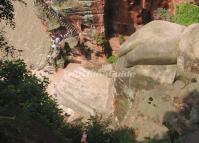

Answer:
[157,8,173,22]
[92,32,105,46]
[0,60,137,143]
[173,3,199,26]
[0,60,62,128]
[118,35,125,45]
[107,55,118,64]
[0,60,83,142]
[111,128,135,143]
[85,115,135,143]
[86,115,111,143]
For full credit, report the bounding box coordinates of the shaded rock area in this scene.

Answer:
[114,21,199,141]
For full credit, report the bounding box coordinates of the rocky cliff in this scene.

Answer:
[36,0,192,39]
[114,21,199,141]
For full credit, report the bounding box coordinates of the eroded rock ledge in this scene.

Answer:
[114,21,199,141]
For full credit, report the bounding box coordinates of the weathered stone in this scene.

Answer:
[131,65,177,84]
[1,0,51,69]
[119,88,175,141]
[113,20,199,141]
[178,24,199,71]
[60,37,78,49]
[136,89,175,123]
[51,0,105,33]
[118,21,185,67]
[52,64,114,118]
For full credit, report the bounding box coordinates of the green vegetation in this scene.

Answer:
[0,59,136,143]
[92,32,106,46]
[107,55,118,64]
[85,115,135,143]
[157,8,173,22]
[173,3,199,26]
[118,35,125,45]
[92,32,112,57]
[145,137,157,143]
[51,0,79,10]
[0,60,83,143]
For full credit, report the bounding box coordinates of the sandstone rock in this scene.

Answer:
[118,21,185,67]
[1,0,51,69]
[178,24,199,71]
[60,37,78,49]
[120,88,175,141]
[51,0,105,33]
[53,64,114,119]
[130,65,177,85]
[113,64,177,123]
[115,64,177,92]
[120,82,199,141]
[136,89,175,123]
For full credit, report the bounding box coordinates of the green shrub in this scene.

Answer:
[107,55,118,64]
[173,3,199,26]
[111,128,135,143]
[92,32,105,46]
[86,115,111,143]
[0,60,83,142]
[118,35,125,45]
[86,115,135,143]
[157,8,173,22]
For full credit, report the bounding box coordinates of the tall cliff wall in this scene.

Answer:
[39,0,197,38]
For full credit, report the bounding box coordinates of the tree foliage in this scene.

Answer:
[0,60,83,143]
[0,1,135,143]
[0,60,136,143]
[85,115,135,143]
[173,3,199,26]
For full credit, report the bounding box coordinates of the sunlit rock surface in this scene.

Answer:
[118,21,185,67]
[178,24,199,72]
[114,21,199,141]
[1,0,51,69]
[52,64,114,119]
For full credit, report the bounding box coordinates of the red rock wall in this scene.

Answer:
[50,0,195,39]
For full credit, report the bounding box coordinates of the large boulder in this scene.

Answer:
[113,20,199,141]
[178,24,199,72]
[118,80,199,141]
[49,64,114,120]
[118,20,185,68]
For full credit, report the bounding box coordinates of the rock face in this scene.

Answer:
[1,0,51,69]
[48,0,105,35]
[178,24,199,72]
[39,0,187,38]
[118,21,185,67]
[114,21,199,141]
[51,64,114,119]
